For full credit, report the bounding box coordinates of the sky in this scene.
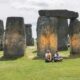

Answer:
[0,0,80,38]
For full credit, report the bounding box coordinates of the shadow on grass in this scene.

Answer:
[33,56,64,63]
[32,56,44,60]
[0,56,23,61]
[32,50,37,54]
[33,54,80,61]
[63,54,80,59]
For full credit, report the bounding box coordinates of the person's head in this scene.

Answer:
[55,51,59,55]
[46,50,50,53]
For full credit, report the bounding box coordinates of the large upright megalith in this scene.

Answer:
[57,18,68,50]
[69,19,80,55]
[37,16,58,58]
[25,24,34,46]
[4,17,26,58]
[0,20,4,50]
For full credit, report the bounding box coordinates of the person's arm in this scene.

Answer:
[45,53,47,59]
[49,53,52,61]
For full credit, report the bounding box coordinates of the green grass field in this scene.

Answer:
[0,46,80,80]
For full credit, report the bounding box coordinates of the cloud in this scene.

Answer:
[10,0,51,10]
[10,0,80,11]
[0,0,10,3]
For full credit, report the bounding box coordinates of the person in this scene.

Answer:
[45,50,52,62]
[53,51,63,62]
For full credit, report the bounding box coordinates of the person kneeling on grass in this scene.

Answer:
[53,51,63,62]
[45,50,52,62]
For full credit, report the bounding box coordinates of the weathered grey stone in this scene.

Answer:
[4,17,26,58]
[25,24,34,46]
[69,19,80,55]
[57,18,68,50]
[0,20,4,50]
[39,10,78,19]
[37,16,58,58]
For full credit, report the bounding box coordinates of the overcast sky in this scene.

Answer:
[0,0,80,38]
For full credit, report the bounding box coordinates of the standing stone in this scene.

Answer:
[69,19,80,55]
[57,18,68,50]
[0,20,4,50]
[4,17,26,58]
[37,16,58,58]
[25,24,34,46]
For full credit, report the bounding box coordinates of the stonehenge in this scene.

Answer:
[0,9,79,59]
[25,24,34,46]
[4,17,26,58]
[0,20,4,50]
[37,10,79,58]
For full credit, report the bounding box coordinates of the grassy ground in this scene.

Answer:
[0,46,80,80]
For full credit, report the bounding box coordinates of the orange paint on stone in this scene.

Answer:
[39,35,48,50]
[38,32,57,53]
[49,34,57,50]
[70,34,80,49]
